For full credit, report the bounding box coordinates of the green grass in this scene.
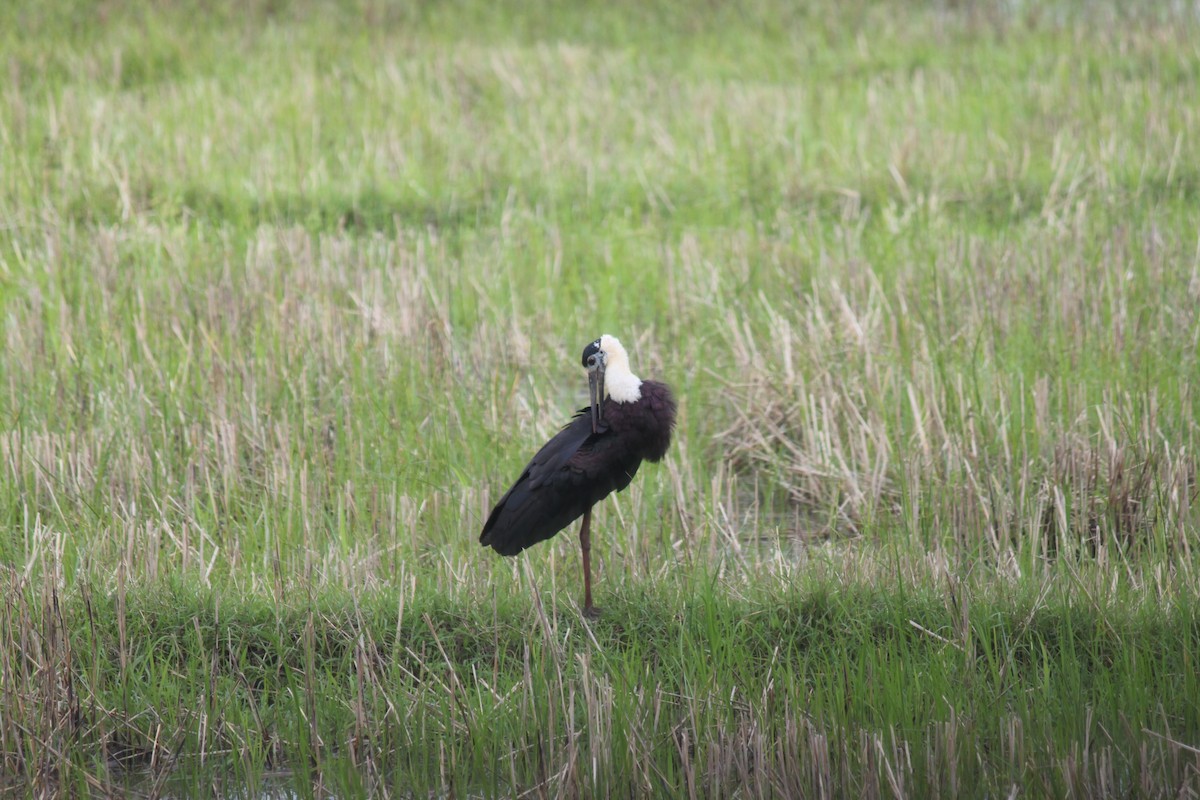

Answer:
[8,563,1200,797]
[2,0,1200,796]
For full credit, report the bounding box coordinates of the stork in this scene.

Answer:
[480,334,676,617]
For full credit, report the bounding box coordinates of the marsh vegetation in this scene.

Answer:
[2,0,1199,796]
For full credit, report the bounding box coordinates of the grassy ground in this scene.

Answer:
[2,0,1200,796]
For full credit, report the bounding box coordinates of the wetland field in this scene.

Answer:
[2,0,1200,796]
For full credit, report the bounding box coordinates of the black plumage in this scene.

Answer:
[480,381,675,556]
[480,336,675,616]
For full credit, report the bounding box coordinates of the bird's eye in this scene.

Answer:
[587,355,597,366]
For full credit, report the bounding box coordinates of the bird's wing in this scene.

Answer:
[479,411,639,556]
[525,409,604,489]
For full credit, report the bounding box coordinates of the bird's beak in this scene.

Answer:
[588,365,605,434]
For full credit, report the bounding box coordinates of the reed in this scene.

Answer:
[1,0,1198,795]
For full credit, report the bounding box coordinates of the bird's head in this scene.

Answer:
[581,334,641,432]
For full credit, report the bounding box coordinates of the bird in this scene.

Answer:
[480,334,677,617]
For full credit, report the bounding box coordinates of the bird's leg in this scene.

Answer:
[580,507,599,618]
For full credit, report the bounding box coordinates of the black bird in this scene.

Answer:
[480,334,676,617]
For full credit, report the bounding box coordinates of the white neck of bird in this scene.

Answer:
[605,358,642,403]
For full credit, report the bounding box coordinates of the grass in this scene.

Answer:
[6,560,1200,798]
[2,0,1200,796]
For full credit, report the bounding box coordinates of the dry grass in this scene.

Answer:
[1,0,1199,795]
[714,216,1200,564]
